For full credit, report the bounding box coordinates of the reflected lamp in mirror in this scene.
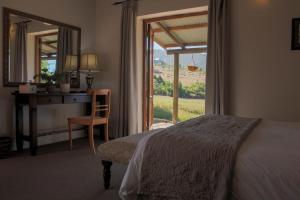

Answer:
[64,55,78,84]
[64,55,78,72]
[80,53,99,89]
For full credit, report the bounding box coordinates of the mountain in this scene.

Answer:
[153,49,207,71]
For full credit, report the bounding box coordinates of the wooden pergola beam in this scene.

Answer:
[42,43,57,51]
[164,42,207,48]
[42,40,57,45]
[167,48,207,55]
[156,22,185,49]
[154,38,166,49]
[144,11,208,23]
[152,23,208,33]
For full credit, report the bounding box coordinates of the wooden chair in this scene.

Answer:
[68,89,111,154]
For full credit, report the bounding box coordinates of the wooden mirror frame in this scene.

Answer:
[3,7,81,88]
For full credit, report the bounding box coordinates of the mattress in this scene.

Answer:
[119,120,300,200]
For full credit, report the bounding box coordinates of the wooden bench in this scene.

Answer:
[97,133,148,189]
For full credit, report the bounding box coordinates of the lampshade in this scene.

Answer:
[64,55,78,72]
[80,53,99,72]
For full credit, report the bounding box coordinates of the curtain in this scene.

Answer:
[14,22,28,82]
[205,0,229,115]
[57,27,73,73]
[116,0,138,138]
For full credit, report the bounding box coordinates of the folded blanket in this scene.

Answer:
[138,115,260,200]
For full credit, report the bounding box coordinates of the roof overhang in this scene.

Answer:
[149,11,208,54]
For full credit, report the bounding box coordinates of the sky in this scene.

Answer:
[47,60,56,73]
[154,42,164,50]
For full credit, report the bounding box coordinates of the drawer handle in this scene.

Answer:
[48,98,52,103]
[73,98,77,102]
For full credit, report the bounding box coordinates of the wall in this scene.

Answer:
[2,0,300,141]
[95,0,300,130]
[230,0,300,121]
[95,0,209,136]
[0,0,96,146]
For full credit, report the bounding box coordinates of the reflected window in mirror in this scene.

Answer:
[35,32,58,83]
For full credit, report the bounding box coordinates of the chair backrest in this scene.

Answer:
[88,89,111,118]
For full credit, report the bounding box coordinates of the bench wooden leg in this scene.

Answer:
[102,160,112,189]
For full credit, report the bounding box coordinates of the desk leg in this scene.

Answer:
[16,105,24,152]
[29,105,38,156]
[85,103,91,115]
[85,103,91,136]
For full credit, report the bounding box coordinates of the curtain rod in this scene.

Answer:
[113,0,140,5]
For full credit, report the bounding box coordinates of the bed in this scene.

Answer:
[118,116,300,200]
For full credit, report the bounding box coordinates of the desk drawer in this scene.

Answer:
[37,96,62,105]
[64,96,91,104]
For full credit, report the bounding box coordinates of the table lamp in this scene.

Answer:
[80,53,99,89]
[64,55,78,83]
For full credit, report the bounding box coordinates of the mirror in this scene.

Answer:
[3,7,81,87]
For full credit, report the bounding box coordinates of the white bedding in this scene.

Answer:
[119,120,300,200]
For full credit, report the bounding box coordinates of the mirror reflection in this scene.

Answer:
[7,12,80,85]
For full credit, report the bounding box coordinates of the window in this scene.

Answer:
[35,32,58,83]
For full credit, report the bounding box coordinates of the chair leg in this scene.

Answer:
[89,125,96,154]
[68,121,73,151]
[104,123,109,142]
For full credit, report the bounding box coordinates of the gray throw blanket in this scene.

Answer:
[139,115,260,200]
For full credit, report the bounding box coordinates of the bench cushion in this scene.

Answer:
[97,133,148,165]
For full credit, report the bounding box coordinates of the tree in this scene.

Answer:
[154,75,173,97]
[153,76,206,99]
[184,82,206,99]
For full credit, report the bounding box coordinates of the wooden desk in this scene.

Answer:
[12,92,91,156]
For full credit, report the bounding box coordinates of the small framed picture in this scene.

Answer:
[291,18,300,50]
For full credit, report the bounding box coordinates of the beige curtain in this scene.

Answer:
[14,22,28,82]
[116,0,139,138]
[57,27,73,73]
[205,0,229,115]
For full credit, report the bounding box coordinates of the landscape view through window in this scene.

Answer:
[152,42,207,128]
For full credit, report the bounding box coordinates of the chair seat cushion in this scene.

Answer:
[97,133,148,165]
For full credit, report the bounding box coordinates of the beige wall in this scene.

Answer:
[230,0,300,121]
[0,0,96,144]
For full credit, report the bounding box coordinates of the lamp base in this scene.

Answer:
[86,74,94,89]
